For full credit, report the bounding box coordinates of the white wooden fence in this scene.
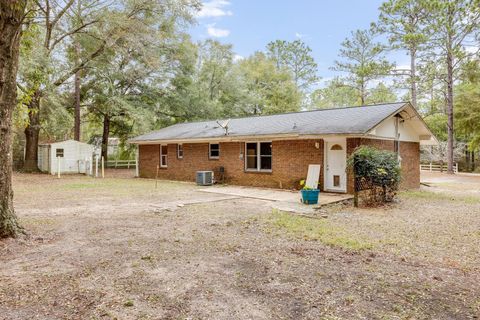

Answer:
[420,162,458,173]
[106,159,137,169]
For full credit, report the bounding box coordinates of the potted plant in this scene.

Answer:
[299,180,320,205]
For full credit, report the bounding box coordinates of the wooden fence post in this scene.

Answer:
[57,157,61,179]
[95,156,99,178]
[101,156,105,178]
[135,153,139,178]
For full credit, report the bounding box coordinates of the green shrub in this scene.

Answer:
[347,146,401,205]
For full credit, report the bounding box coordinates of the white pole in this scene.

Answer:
[95,156,99,178]
[101,156,105,178]
[57,157,61,179]
[90,155,94,176]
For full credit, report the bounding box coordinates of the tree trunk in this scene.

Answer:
[410,47,417,109]
[465,148,470,172]
[360,80,366,105]
[101,115,110,162]
[73,38,81,141]
[74,70,81,141]
[446,49,454,174]
[23,91,41,172]
[0,1,26,238]
[471,151,475,172]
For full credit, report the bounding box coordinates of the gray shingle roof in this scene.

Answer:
[130,102,409,143]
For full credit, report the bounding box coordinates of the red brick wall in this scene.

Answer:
[346,138,420,193]
[138,137,420,193]
[139,140,324,190]
[399,141,420,189]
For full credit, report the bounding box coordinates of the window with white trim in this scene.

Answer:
[56,148,64,158]
[245,142,272,171]
[209,143,219,159]
[160,145,168,167]
[177,144,183,159]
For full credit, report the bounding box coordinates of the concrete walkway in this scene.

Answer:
[199,185,352,214]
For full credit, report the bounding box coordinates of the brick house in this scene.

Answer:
[130,102,437,194]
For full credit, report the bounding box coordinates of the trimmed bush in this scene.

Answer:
[347,146,401,206]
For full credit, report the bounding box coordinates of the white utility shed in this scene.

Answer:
[38,140,95,175]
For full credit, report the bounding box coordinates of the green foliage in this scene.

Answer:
[299,179,315,190]
[375,0,429,108]
[266,39,319,91]
[347,146,401,187]
[348,146,401,205]
[332,29,394,104]
[237,52,301,115]
[455,64,480,150]
[368,82,398,104]
[376,0,429,51]
[309,78,360,109]
[310,79,396,109]
[424,113,448,141]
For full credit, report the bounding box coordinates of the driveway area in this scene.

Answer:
[0,171,479,319]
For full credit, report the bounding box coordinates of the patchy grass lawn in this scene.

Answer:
[267,210,373,251]
[1,171,479,319]
[402,189,480,204]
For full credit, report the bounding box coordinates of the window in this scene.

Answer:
[177,144,183,159]
[209,143,220,159]
[245,142,272,171]
[160,145,168,167]
[330,144,343,151]
[56,148,64,158]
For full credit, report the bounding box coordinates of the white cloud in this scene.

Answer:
[465,45,480,54]
[395,64,410,71]
[197,0,233,18]
[233,54,244,62]
[207,23,230,37]
[295,32,306,39]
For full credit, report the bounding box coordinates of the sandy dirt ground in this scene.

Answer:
[0,170,479,319]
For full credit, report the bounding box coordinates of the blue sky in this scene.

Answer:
[190,0,409,86]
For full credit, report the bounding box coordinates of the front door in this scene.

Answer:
[325,139,347,192]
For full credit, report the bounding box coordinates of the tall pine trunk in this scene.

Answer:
[23,90,41,172]
[409,46,417,109]
[0,1,26,238]
[74,39,81,141]
[446,47,454,174]
[74,70,81,141]
[360,80,366,105]
[101,115,110,162]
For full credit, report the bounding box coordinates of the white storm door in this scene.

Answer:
[325,139,347,192]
